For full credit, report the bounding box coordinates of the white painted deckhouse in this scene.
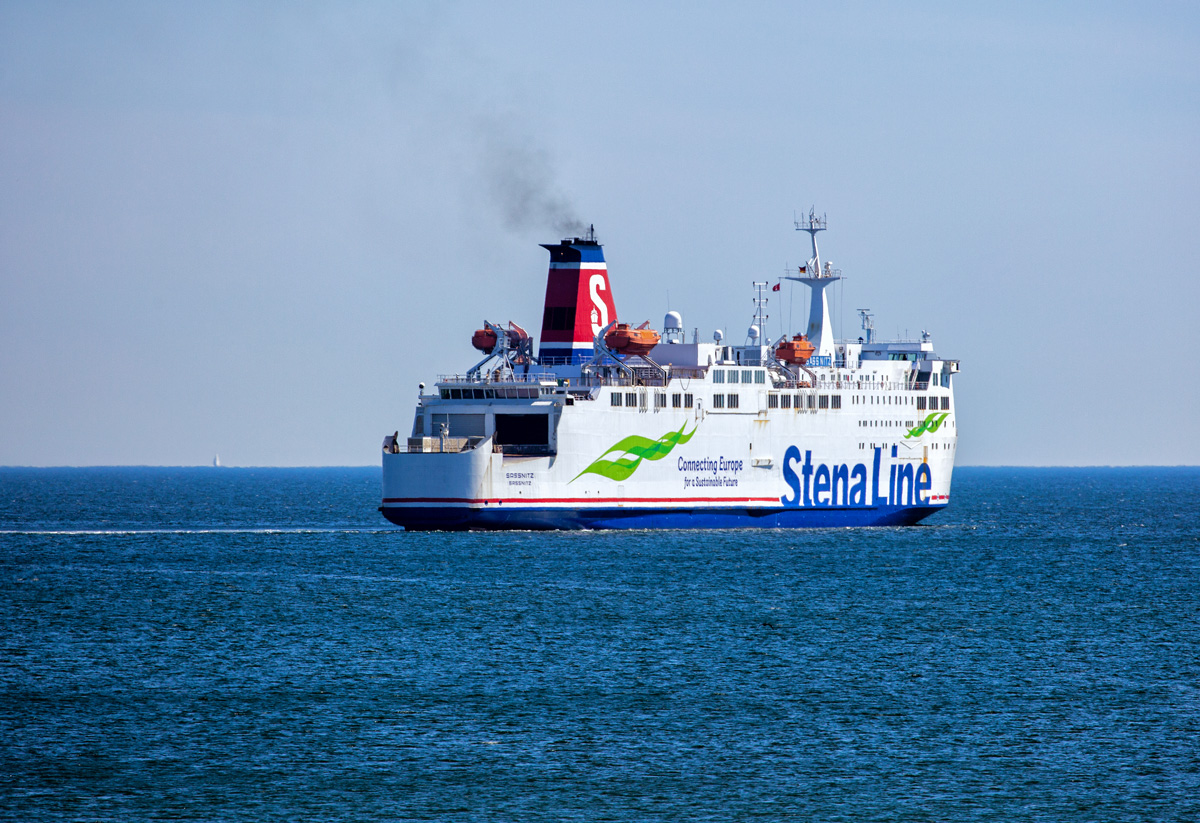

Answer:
[382,213,960,530]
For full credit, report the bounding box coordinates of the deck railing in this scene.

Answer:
[430,371,948,394]
[437,373,558,385]
[492,443,556,456]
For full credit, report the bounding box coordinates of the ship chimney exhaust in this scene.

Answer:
[537,225,617,365]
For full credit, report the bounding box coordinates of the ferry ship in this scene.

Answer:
[382,211,959,530]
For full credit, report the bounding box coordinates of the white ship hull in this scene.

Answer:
[383,369,957,530]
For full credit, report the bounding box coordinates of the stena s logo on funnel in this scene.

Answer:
[590,274,609,336]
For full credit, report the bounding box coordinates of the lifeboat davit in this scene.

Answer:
[775,333,815,365]
[604,322,661,357]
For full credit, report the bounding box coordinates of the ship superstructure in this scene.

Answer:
[382,214,959,530]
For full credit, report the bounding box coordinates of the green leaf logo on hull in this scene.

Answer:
[905,412,950,439]
[572,421,698,483]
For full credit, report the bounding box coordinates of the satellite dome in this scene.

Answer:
[747,324,760,341]
[664,311,682,331]
[713,329,724,343]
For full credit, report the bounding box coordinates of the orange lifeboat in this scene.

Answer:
[775,333,815,365]
[604,321,661,357]
[471,327,498,352]
[473,322,529,354]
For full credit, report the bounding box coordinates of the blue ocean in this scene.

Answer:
[2,467,1198,821]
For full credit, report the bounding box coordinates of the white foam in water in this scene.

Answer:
[0,528,378,536]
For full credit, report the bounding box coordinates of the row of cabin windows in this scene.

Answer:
[851,394,950,411]
[611,392,695,408]
[606,390,876,412]
[766,394,840,410]
[860,418,958,430]
[712,369,766,385]
[856,394,908,405]
[441,386,540,400]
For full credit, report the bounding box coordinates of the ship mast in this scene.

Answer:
[785,207,841,361]
[750,281,769,348]
[857,308,875,344]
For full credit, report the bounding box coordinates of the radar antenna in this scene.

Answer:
[794,206,827,269]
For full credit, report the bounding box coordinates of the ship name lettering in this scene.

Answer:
[780,446,932,508]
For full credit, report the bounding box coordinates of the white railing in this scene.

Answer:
[437,373,558,385]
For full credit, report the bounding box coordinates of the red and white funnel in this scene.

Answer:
[538,226,617,365]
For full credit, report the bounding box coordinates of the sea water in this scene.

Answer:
[2,467,1198,821]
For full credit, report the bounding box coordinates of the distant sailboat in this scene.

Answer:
[213,454,221,468]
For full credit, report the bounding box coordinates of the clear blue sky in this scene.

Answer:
[2,1,1197,466]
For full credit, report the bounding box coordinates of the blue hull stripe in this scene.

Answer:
[381,504,943,531]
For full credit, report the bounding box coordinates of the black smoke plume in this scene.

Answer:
[480,131,587,237]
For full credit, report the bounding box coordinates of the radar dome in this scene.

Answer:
[713,329,724,343]
[747,324,760,341]
[664,311,682,331]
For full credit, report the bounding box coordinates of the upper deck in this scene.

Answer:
[434,336,958,395]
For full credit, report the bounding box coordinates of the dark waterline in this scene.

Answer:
[2,467,1198,821]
